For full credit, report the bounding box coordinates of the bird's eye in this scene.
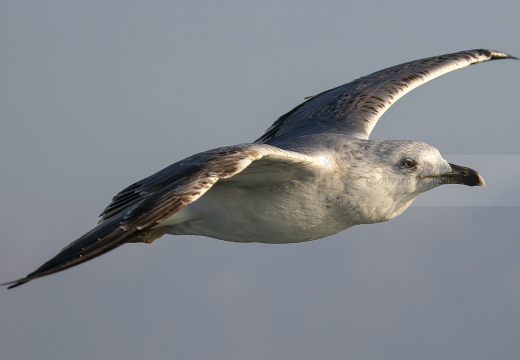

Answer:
[401,158,417,169]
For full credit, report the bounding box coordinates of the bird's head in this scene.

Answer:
[344,140,484,223]
[365,139,484,193]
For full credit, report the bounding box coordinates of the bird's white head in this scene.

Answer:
[335,139,484,224]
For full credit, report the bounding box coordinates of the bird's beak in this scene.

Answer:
[420,163,485,187]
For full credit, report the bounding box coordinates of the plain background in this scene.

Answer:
[1,1,519,359]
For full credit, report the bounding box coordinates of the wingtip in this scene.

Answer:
[488,49,518,60]
[2,277,32,289]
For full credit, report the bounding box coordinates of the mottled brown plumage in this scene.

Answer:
[4,49,515,289]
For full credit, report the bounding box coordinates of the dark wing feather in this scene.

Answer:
[4,144,294,288]
[256,49,516,144]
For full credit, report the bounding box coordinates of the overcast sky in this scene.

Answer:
[1,1,519,360]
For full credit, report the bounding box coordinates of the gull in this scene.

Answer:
[4,49,516,289]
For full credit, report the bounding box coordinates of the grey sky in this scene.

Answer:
[1,1,519,360]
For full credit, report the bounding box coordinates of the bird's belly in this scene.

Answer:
[160,182,352,244]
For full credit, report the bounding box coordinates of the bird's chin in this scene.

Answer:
[419,163,485,187]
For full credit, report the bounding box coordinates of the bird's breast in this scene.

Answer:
[160,180,355,243]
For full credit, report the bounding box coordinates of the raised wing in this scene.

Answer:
[256,49,516,144]
[4,144,316,288]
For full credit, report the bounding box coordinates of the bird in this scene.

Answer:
[3,49,516,289]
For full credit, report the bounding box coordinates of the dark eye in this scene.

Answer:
[401,158,417,169]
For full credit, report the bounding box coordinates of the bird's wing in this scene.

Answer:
[256,49,516,144]
[4,144,317,288]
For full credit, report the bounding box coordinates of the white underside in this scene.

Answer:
[156,176,415,244]
[158,180,352,243]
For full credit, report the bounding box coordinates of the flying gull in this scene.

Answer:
[4,49,516,289]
